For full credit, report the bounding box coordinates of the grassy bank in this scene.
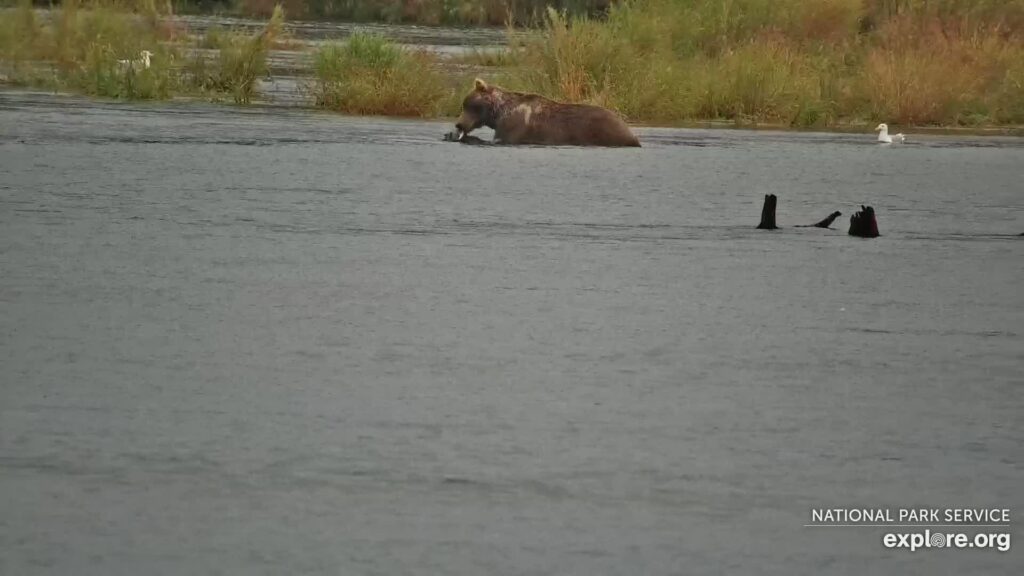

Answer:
[0,1,462,111]
[501,0,1024,127]
[0,0,284,103]
[3,1,1023,129]
[0,0,181,98]
[310,33,454,116]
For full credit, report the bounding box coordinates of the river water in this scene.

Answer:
[175,13,509,47]
[1,91,1022,574]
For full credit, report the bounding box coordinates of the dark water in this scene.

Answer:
[176,14,509,47]
[1,91,1022,575]
[7,11,508,49]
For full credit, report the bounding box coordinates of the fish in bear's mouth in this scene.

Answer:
[442,129,490,145]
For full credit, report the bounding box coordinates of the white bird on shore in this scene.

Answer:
[117,50,153,71]
[875,123,905,144]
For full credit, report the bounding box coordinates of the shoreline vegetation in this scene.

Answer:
[2,1,1023,131]
[0,0,286,103]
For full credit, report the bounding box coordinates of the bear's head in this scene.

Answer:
[455,78,502,136]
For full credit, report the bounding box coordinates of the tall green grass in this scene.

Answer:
[310,33,451,116]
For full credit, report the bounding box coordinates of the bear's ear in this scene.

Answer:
[474,78,489,92]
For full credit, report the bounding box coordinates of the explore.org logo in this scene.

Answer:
[805,508,1012,553]
[882,530,1010,552]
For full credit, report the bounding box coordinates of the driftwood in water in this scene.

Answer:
[756,194,778,229]
[849,206,880,238]
[796,211,842,229]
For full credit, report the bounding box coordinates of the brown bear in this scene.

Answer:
[453,78,640,147]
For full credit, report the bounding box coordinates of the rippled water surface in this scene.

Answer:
[1,91,1022,575]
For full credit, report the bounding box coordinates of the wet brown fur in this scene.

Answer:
[455,79,640,147]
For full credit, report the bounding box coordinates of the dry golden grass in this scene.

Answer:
[504,1,1024,127]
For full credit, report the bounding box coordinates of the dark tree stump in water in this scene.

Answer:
[849,206,880,238]
[757,194,778,230]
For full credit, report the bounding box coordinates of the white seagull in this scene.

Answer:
[117,50,153,71]
[875,123,905,144]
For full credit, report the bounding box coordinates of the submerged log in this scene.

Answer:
[800,211,842,228]
[849,206,880,238]
[816,211,843,228]
[756,194,778,230]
